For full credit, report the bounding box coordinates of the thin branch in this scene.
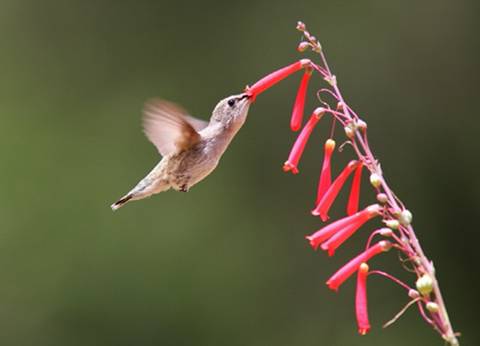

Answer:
[383,298,421,329]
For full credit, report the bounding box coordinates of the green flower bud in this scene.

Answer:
[385,219,400,230]
[344,125,355,139]
[376,193,388,204]
[380,228,393,237]
[426,302,439,313]
[370,173,382,188]
[416,274,433,296]
[399,209,413,226]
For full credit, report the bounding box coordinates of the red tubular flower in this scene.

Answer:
[326,240,392,291]
[320,222,359,256]
[315,139,335,205]
[283,108,325,174]
[290,68,313,131]
[247,59,311,99]
[356,263,370,335]
[306,204,380,250]
[321,205,380,256]
[312,160,359,221]
[347,163,363,216]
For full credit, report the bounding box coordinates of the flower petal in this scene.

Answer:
[315,139,335,205]
[283,108,324,174]
[247,59,310,98]
[347,163,363,216]
[356,263,370,335]
[306,204,380,250]
[290,69,313,131]
[312,160,359,221]
[326,240,391,291]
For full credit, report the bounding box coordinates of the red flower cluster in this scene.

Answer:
[280,71,393,334]
[307,205,382,256]
[247,58,393,335]
[244,22,459,345]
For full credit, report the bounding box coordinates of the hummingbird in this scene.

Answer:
[111,92,252,210]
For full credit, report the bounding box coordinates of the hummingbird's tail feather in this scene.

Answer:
[111,193,133,211]
[111,177,172,211]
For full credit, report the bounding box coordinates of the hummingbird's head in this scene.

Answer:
[211,93,251,130]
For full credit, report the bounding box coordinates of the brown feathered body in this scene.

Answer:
[111,93,251,210]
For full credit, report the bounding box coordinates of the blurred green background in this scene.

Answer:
[0,0,478,345]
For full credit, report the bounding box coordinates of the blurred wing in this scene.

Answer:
[143,99,203,156]
[184,114,209,132]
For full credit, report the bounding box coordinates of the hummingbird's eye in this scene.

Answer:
[227,99,236,107]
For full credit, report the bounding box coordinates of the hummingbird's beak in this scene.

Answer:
[236,93,251,114]
[239,93,251,103]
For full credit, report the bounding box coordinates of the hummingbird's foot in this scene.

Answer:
[180,184,189,192]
